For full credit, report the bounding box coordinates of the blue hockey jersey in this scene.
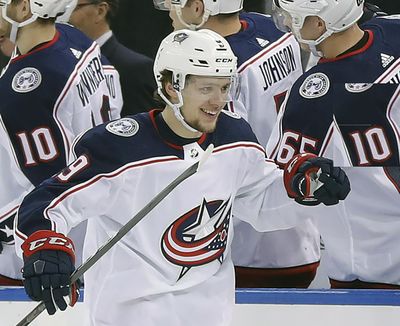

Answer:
[266,16,400,286]
[268,17,400,168]
[0,23,121,279]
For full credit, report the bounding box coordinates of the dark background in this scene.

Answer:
[112,0,268,59]
[112,0,400,60]
[0,0,399,70]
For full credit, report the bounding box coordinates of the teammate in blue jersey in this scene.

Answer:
[0,0,121,285]
[268,0,400,288]
[154,0,321,288]
[15,29,349,324]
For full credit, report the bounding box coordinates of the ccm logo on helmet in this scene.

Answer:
[216,58,233,63]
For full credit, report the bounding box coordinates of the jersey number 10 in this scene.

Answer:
[17,127,59,166]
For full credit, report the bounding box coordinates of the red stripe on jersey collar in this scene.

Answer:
[149,109,207,150]
[319,30,374,64]
[12,30,61,63]
[240,19,249,31]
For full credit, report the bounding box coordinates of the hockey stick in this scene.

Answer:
[16,144,214,326]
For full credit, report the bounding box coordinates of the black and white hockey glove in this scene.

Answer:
[21,231,80,315]
[284,153,350,206]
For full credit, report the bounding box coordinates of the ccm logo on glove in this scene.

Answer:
[22,230,75,260]
[21,230,78,315]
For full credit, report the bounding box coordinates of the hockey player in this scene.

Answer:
[15,29,350,324]
[0,0,121,285]
[154,0,321,288]
[268,0,400,288]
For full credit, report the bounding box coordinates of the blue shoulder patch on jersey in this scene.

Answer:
[308,17,400,83]
[56,23,95,56]
[74,114,167,166]
[212,110,260,145]
[72,110,260,174]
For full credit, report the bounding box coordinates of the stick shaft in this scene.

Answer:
[16,156,205,326]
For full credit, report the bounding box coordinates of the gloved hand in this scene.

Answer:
[21,230,79,315]
[284,153,350,206]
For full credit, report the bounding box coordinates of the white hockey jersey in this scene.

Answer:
[0,23,122,280]
[226,12,320,270]
[15,111,321,326]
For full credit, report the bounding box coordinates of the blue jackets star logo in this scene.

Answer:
[161,198,232,280]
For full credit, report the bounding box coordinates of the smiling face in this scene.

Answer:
[177,75,231,134]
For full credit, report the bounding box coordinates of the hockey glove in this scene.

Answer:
[284,153,350,206]
[21,230,79,315]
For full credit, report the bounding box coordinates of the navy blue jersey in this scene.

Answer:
[226,12,286,67]
[0,23,121,280]
[268,17,400,168]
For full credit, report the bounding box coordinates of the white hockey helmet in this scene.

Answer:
[56,0,78,23]
[272,0,364,49]
[153,0,244,29]
[1,0,74,41]
[154,28,238,132]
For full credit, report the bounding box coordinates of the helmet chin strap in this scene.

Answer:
[307,43,323,58]
[293,28,334,58]
[157,88,201,134]
[173,5,210,30]
[2,6,38,43]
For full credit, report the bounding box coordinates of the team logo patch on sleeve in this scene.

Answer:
[299,73,330,99]
[12,68,42,93]
[106,118,139,137]
[345,83,373,93]
[173,32,189,44]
